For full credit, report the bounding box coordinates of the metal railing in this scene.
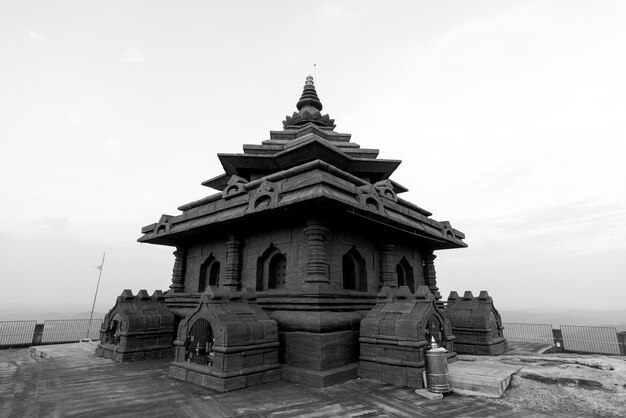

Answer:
[0,320,37,346]
[560,325,621,355]
[503,322,554,344]
[504,322,625,355]
[41,319,102,343]
[0,319,102,348]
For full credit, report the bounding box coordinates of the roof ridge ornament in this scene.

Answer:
[283,75,336,131]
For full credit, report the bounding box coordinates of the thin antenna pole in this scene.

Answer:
[87,252,105,340]
[314,63,317,80]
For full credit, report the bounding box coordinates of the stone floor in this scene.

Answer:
[504,341,556,355]
[0,342,569,418]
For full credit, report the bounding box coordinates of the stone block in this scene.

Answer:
[123,352,145,362]
[221,375,247,391]
[168,365,188,381]
[385,347,414,361]
[448,361,520,398]
[266,368,282,382]
[406,367,425,389]
[360,344,384,358]
[244,353,263,368]
[143,337,158,347]
[282,330,357,371]
[201,374,223,391]
[395,320,419,339]
[245,371,267,387]
[187,370,205,386]
[282,363,358,387]
[358,360,381,380]
[415,388,442,400]
[102,349,114,360]
[222,353,244,372]
[381,364,406,386]
[263,350,278,365]
[454,343,476,355]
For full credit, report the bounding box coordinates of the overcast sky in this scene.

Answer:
[1,1,624,315]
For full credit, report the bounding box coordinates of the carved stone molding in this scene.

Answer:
[169,247,187,293]
[223,234,242,289]
[380,242,396,288]
[303,219,330,286]
[423,252,440,299]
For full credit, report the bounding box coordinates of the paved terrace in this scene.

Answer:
[1,342,561,418]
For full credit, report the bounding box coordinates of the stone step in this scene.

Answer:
[448,361,521,398]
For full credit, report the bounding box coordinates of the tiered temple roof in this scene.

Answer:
[203,75,403,192]
[139,76,466,250]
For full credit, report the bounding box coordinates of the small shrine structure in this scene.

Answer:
[359,285,456,388]
[443,290,507,355]
[96,289,174,362]
[169,288,280,392]
[138,76,467,386]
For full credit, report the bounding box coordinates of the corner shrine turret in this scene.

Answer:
[138,76,468,386]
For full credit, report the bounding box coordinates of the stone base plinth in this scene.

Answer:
[452,336,508,356]
[359,359,426,389]
[96,343,172,362]
[169,362,281,392]
[281,363,358,387]
[280,330,359,371]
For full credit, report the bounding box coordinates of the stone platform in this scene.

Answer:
[449,361,521,398]
[505,341,556,354]
[0,342,570,417]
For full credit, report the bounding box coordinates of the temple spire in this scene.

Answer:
[296,75,323,112]
[283,75,336,130]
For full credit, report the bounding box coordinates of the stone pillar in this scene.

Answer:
[169,247,187,293]
[423,252,441,299]
[381,243,396,288]
[303,219,329,289]
[223,233,242,290]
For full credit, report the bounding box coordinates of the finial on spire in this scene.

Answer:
[296,75,322,112]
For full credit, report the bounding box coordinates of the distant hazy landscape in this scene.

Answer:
[0,304,108,323]
[1,305,624,332]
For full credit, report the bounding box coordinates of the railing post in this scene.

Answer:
[552,328,564,352]
[617,332,626,356]
[32,323,44,346]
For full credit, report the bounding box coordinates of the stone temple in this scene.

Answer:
[98,76,505,391]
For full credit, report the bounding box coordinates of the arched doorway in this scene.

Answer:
[186,319,214,365]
